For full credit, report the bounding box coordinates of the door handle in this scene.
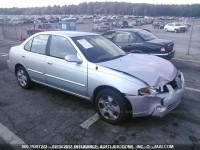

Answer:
[21,55,25,58]
[47,62,53,65]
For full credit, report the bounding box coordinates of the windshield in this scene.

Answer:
[175,24,182,26]
[72,35,126,63]
[137,30,157,41]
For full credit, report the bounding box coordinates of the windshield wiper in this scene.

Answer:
[94,58,112,63]
[110,54,126,60]
[95,54,127,63]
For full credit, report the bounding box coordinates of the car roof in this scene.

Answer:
[36,31,98,37]
[109,29,143,33]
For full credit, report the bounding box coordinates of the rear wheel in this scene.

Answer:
[16,66,32,89]
[95,89,131,124]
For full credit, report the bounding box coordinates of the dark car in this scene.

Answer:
[152,21,166,29]
[117,20,130,28]
[102,29,175,60]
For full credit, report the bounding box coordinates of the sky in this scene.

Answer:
[0,0,199,8]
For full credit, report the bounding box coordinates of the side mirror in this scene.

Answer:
[65,55,83,64]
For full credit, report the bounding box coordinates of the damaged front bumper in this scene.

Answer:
[126,72,185,118]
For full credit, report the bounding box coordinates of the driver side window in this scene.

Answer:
[49,35,77,59]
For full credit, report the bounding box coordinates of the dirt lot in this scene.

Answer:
[0,20,200,149]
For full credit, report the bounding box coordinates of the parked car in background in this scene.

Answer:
[7,31,185,124]
[93,23,110,32]
[129,20,141,27]
[77,18,84,24]
[99,17,108,22]
[11,20,23,26]
[181,22,191,28]
[102,29,175,60]
[152,21,166,29]
[117,20,130,28]
[93,17,100,23]
[27,23,60,35]
[164,23,188,33]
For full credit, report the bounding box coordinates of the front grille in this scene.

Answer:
[167,100,180,111]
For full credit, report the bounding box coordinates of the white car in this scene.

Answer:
[99,17,108,22]
[93,23,109,32]
[93,17,100,23]
[164,23,188,33]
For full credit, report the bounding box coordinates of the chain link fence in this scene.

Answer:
[1,24,33,40]
[0,19,199,60]
[0,23,60,40]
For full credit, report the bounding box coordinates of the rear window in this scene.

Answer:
[31,35,49,54]
[137,30,157,41]
[24,39,33,51]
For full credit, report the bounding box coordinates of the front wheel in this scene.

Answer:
[16,66,32,89]
[165,28,168,32]
[95,89,131,124]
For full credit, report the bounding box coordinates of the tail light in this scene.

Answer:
[160,46,167,52]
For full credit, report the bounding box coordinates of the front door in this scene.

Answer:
[45,35,87,96]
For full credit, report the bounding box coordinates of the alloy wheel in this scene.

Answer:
[17,69,27,87]
[98,95,120,120]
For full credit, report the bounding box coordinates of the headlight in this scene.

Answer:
[138,86,163,95]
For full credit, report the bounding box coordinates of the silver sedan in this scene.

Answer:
[7,31,185,124]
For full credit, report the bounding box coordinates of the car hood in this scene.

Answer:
[98,54,177,86]
[146,38,173,45]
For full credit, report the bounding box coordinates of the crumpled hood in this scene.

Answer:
[98,54,177,86]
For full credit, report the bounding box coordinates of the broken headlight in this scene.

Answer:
[138,86,164,95]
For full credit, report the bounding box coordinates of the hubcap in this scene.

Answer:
[98,96,120,120]
[17,69,27,86]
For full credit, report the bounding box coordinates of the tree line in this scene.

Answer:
[0,2,200,17]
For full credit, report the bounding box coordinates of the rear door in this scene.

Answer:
[113,32,136,53]
[21,34,49,83]
[102,31,116,41]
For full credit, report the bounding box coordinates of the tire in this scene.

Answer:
[174,29,178,33]
[165,28,168,32]
[95,88,132,124]
[16,66,32,89]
